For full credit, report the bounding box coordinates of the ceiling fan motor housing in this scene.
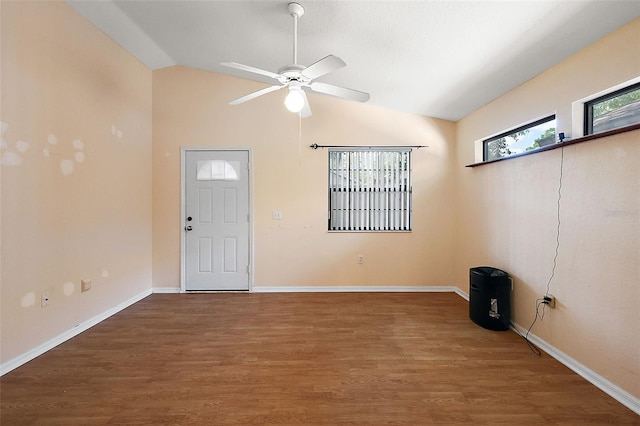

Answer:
[277,64,308,85]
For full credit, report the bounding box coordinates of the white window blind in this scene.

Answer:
[329,149,412,231]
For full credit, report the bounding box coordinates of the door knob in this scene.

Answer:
[185,225,193,231]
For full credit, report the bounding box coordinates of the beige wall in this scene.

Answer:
[152,66,457,289]
[1,2,152,363]
[455,18,639,398]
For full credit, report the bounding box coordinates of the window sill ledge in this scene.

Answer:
[465,123,640,168]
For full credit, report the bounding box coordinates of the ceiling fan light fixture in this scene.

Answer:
[284,84,305,113]
[222,1,369,116]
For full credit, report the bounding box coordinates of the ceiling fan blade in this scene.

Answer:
[309,82,370,103]
[229,85,284,105]
[300,90,312,118]
[301,55,346,80]
[220,62,281,80]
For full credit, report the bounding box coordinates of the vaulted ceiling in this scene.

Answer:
[68,1,640,121]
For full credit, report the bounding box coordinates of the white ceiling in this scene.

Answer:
[67,1,640,121]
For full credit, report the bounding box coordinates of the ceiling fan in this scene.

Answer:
[221,2,370,118]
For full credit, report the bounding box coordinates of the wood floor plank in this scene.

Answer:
[1,293,638,425]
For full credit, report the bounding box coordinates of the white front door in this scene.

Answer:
[184,149,250,291]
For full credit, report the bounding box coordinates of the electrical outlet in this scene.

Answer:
[81,279,92,293]
[41,292,49,308]
[543,294,556,308]
[357,255,364,264]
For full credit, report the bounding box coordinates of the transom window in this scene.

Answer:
[585,82,640,135]
[328,149,412,232]
[483,115,556,162]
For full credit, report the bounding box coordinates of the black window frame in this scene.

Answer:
[483,115,556,162]
[584,82,640,136]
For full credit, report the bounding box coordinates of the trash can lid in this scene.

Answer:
[470,266,508,277]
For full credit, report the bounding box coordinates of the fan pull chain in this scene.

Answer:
[298,113,303,165]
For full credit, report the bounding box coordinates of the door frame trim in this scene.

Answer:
[180,147,253,293]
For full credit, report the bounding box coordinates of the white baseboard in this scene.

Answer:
[454,287,469,300]
[509,321,640,415]
[0,288,152,376]
[152,287,181,293]
[154,286,458,294]
[253,285,459,293]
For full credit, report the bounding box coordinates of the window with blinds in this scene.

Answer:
[328,149,412,232]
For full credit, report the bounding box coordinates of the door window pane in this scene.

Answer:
[196,160,240,181]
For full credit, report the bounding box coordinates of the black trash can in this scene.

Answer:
[469,267,511,331]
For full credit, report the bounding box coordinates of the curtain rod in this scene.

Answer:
[309,143,427,150]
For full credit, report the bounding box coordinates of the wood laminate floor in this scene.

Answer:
[1,292,638,425]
